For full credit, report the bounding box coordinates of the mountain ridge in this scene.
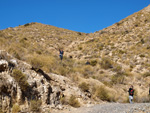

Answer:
[0,5,150,113]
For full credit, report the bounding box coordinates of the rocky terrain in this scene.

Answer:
[0,50,93,112]
[0,4,150,113]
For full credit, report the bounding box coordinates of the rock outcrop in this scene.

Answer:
[0,50,91,113]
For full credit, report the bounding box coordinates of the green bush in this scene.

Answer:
[12,69,29,92]
[68,95,80,108]
[79,82,89,92]
[30,99,42,112]
[12,104,20,113]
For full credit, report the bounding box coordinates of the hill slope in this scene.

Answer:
[0,4,150,113]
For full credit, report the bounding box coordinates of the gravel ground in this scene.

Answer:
[58,103,150,113]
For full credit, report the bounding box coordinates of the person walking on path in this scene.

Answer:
[149,84,150,95]
[148,84,150,102]
[128,85,134,104]
[59,49,64,61]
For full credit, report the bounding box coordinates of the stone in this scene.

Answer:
[0,60,8,72]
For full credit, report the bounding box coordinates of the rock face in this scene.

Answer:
[0,50,91,113]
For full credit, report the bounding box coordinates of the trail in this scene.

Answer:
[58,103,150,113]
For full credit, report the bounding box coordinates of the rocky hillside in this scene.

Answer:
[0,50,93,113]
[0,4,150,113]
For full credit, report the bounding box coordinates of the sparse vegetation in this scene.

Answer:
[79,82,89,92]
[90,59,98,66]
[111,73,125,84]
[1,5,150,110]
[142,72,150,77]
[95,86,111,102]
[100,57,113,69]
[0,109,3,113]
[30,99,42,112]
[12,69,29,92]
[60,96,68,105]
[12,104,20,113]
[68,95,80,108]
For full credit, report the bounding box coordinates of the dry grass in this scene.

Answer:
[12,69,29,92]
[79,82,89,92]
[12,104,20,113]
[30,99,42,112]
[68,95,80,108]
[1,8,150,105]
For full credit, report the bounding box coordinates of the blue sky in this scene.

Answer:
[0,0,149,33]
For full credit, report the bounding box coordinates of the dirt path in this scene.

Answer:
[56,103,150,113]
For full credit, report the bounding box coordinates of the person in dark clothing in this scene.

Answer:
[128,85,134,104]
[85,60,90,65]
[149,84,150,95]
[59,49,64,61]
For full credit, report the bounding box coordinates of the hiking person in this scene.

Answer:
[128,85,134,104]
[85,60,90,65]
[59,49,64,61]
[149,84,150,95]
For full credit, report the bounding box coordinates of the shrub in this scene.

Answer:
[24,23,30,27]
[139,54,145,57]
[30,99,42,112]
[60,96,68,105]
[111,73,125,84]
[78,46,82,50]
[0,109,3,113]
[142,72,150,77]
[30,57,44,70]
[77,32,82,35]
[100,57,113,69]
[141,39,145,44]
[112,64,122,73]
[116,22,120,26]
[118,50,126,54]
[137,96,150,103]
[79,82,89,92]
[102,81,112,87]
[12,104,20,113]
[81,65,93,78]
[95,86,111,101]
[98,44,104,50]
[90,59,97,66]
[56,65,69,76]
[12,69,29,92]
[68,95,80,108]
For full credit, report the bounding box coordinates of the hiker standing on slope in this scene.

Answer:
[128,85,134,104]
[59,49,64,61]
